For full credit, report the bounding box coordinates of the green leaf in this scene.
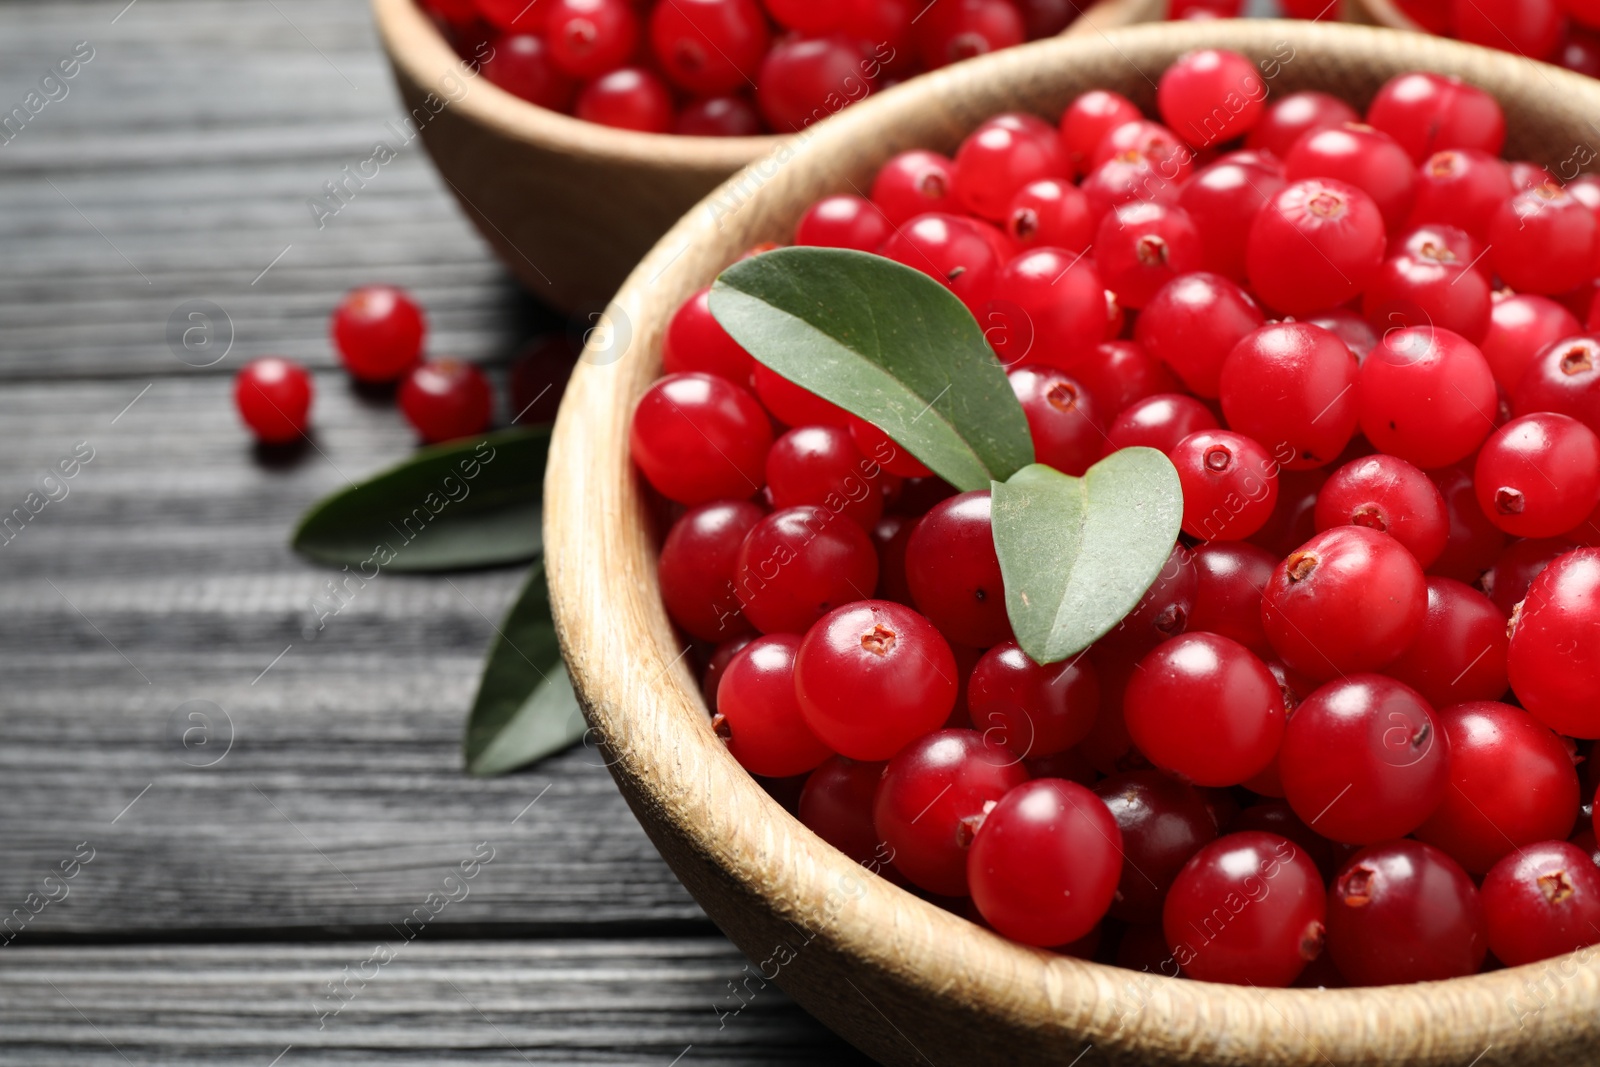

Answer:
[991,449,1184,665]
[292,427,548,572]
[709,246,1033,492]
[464,561,586,777]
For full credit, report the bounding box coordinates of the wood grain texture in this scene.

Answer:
[0,939,871,1064]
[0,0,850,1060]
[545,19,1600,1067]
[371,0,1164,314]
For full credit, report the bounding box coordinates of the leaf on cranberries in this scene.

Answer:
[709,247,1034,491]
[990,448,1183,663]
[291,426,548,571]
[464,561,587,777]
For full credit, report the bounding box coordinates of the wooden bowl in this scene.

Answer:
[1343,0,1426,29]
[370,0,1165,314]
[546,19,1600,1067]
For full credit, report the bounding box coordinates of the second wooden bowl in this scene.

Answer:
[370,0,1165,313]
[546,18,1600,1067]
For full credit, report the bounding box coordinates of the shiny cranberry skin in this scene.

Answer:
[480,33,576,110]
[1059,89,1142,174]
[1095,201,1203,310]
[871,150,959,226]
[874,729,1029,896]
[1091,545,1195,659]
[968,778,1121,945]
[1091,119,1195,181]
[1232,800,1335,879]
[1426,462,1507,584]
[1313,454,1449,568]
[795,600,957,761]
[904,490,1010,648]
[1475,414,1600,538]
[1508,547,1600,737]
[1133,272,1263,399]
[1006,365,1101,476]
[1189,542,1275,657]
[648,0,769,96]
[913,0,1023,69]
[794,194,889,252]
[234,358,312,444]
[1247,179,1386,315]
[989,249,1106,367]
[881,212,1002,315]
[1247,91,1359,159]
[1365,71,1506,164]
[750,362,849,428]
[1362,252,1491,345]
[798,756,887,867]
[1408,148,1513,241]
[1304,307,1378,362]
[1385,577,1510,710]
[1357,326,1497,469]
[674,95,763,136]
[756,34,871,134]
[543,0,637,78]
[1104,393,1218,457]
[1093,770,1216,923]
[954,113,1070,222]
[1453,0,1564,58]
[1124,633,1285,788]
[662,287,753,382]
[1515,335,1600,436]
[1326,840,1486,985]
[1284,123,1417,231]
[714,634,834,777]
[1070,341,1182,419]
[576,67,673,132]
[630,372,771,505]
[1413,701,1579,875]
[732,505,878,635]
[1483,537,1576,616]
[1171,430,1279,542]
[767,425,884,529]
[1220,322,1359,470]
[1164,831,1327,987]
[1177,155,1287,284]
[1079,151,1181,229]
[1262,526,1428,680]
[701,635,755,713]
[1279,674,1447,843]
[658,500,763,641]
[968,640,1099,759]
[330,284,425,382]
[1482,841,1600,966]
[1005,178,1093,252]
[1391,221,1488,279]
[398,359,492,443]
[1156,48,1266,149]
[1492,185,1599,296]
[1484,294,1584,393]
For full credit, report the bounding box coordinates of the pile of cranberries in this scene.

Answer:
[630,48,1600,986]
[418,0,1087,135]
[1317,0,1600,77]
[234,286,570,446]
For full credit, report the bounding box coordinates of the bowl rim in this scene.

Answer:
[370,0,1165,166]
[546,17,1600,1063]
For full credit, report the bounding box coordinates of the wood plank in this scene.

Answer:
[0,940,871,1064]
[0,374,709,937]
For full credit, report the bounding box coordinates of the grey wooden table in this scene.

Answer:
[0,1,869,1062]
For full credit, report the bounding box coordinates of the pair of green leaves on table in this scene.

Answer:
[290,247,1181,777]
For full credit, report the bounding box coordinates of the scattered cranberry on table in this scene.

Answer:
[235,357,314,444]
[629,50,1600,986]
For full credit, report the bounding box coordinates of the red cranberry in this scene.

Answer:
[662,287,754,382]
[1006,366,1101,476]
[1134,271,1264,399]
[714,634,834,777]
[1284,122,1417,231]
[1515,334,1600,436]
[1408,148,1514,241]
[732,505,878,635]
[1482,840,1600,966]
[1475,413,1600,538]
[968,778,1122,946]
[234,358,312,444]
[481,33,576,110]
[658,500,764,641]
[398,358,492,443]
[1177,154,1287,284]
[874,729,1028,896]
[1326,840,1486,984]
[1156,48,1267,149]
[1093,770,1217,923]
[756,34,870,134]
[1385,577,1511,709]
[330,284,425,382]
[648,0,769,96]
[1189,541,1276,657]
[968,640,1099,759]
[544,0,637,78]
[870,150,959,226]
[1219,322,1359,470]
[1069,340,1182,419]
[954,113,1070,222]
[1094,201,1203,310]
[798,755,889,867]
[1491,184,1599,296]
[1483,293,1584,393]
[1508,547,1600,738]
[1356,326,1497,470]
[904,490,1011,648]
[794,600,957,760]
[1313,454,1449,568]
[630,372,771,505]
[1365,71,1506,164]
[576,67,673,132]
[1246,179,1385,315]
